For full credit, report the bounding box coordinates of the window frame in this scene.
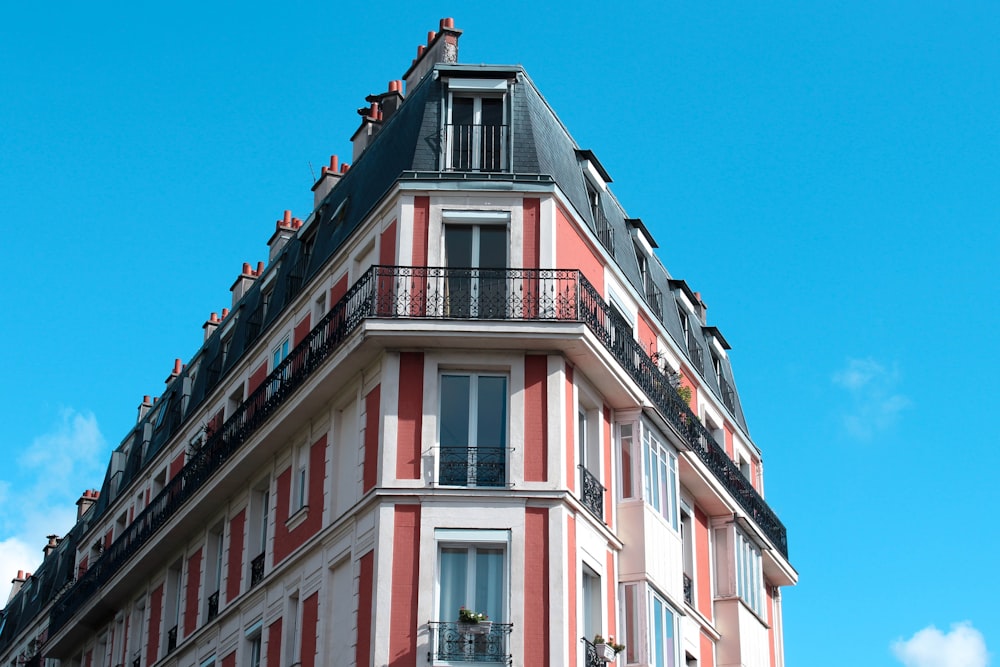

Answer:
[437,372,509,487]
[434,528,511,624]
[642,425,679,531]
[444,80,509,172]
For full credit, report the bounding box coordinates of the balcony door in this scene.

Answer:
[439,374,507,487]
[450,96,504,171]
[444,223,507,319]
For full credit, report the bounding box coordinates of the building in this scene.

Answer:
[0,18,797,667]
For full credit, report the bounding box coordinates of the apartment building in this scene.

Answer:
[0,18,796,667]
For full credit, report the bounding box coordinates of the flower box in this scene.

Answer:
[458,620,493,635]
[595,642,617,662]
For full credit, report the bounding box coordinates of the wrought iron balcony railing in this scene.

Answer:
[439,447,506,487]
[49,265,787,635]
[595,212,615,258]
[686,334,704,372]
[250,554,265,588]
[645,281,663,321]
[579,466,604,520]
[428,621,512,663]
[166,625,177,653]
[683,573,693,605]
[447,124,508,172]
[207,589,220,621]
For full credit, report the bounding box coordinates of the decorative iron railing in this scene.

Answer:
[428,621,512,663]
[207,589,220,621]
[683,573,693,605]
[720,376,736,413]
[447,124,508,172]
[439,447,506,487]
[595,212,615,258]
[582,636,618,666]
[579,466,604,520]
[131,649,141,667]
[645,281,663,321]
[687,334,704,371]
[250,554,265,588]
[49,265,787,635]
[166,625,177,653]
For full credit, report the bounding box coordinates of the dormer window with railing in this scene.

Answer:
[444,78,509,172]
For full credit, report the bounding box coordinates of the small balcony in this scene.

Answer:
[428,621,512,664]
[686,335,704,371]
[683,573,693,605]
[579,466,604,520]
[206,589,220,622]
[166,625,178,653]
[250,554,265,588]
[720,376,736,413]
[439,447,506,487]
[447,124,508,172]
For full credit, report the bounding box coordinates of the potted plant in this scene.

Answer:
[457,607,492,635]
[592,634,625,662]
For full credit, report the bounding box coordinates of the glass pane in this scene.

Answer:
[476,377,506,448]
[440,548,468,621]
[478,226,507,268]
[445,226,473,267]
[452,97,474,125]
[441,376,471,446]
[653,597,664,667]
[481,98,503,125]
[475,548,504,622]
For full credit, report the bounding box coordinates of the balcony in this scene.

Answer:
[579,466,604,520]
[428,621,512,663]
[686,334,704,372]
[447,123,508,172]
[595,211,615,258]
[720,376,736,413]
[683,573,693,605]
[49,265,786,636]
[250,554,265,588]
[166,624,177,653]
[439,447,506,487]
[207,589,220,621]
[644,281,663,321]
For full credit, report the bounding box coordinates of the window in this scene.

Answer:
[443,215,508,319]
[439,374,507,487]
[643,427,678,530]
[271,336,290,371]
[246,631,262,667]
[581,565,602,641]
[680,506,694,606]
[447,94,506,172]
[206,523,224,621]
[735,530,763,616]
[313,292,327,323]
[291,443,308,513]
[618,423,636,499]
[578,406,603,518]
[649,590,679,667]
[249,485,269,587]
[438,544,506,623]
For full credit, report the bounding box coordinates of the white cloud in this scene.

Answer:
[892,622,990,667]
[0,408,107,603]
[832,358,910,439]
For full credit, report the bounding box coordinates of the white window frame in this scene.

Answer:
[434,528,510,624]
[735,529,764,616]
[642,425,679,531]
[444,79,508,172]
[271,335,290,372]
[437,372,508,487]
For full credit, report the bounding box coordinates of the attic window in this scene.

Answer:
[444,78,509,172]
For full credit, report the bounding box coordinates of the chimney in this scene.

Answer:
[365,80,405,123]
[203,312,220,342]
[403,18,462,93]
[268,210,296,262]
[8,571,27,603]
[165,358,182,384]
[137,394,153,422]
[312,155,344,208]
[43,535,61,559]
[351,101,381,161]
[230,261,259,305]
[76,489,99,520]
[693,291,707,323]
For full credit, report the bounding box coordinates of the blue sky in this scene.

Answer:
[1,2,997,666]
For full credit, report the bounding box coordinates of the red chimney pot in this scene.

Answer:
[441,17,454,29]
[427,31,436,45]
[330,155,339,172]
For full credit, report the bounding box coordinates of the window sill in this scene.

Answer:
[285,505,309,530]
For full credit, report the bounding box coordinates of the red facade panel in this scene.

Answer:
[605,549,617,638]
[524,507,550,667]
[267,618,282,667]
[302,592,319,667]
[169,452,185,480]
[146,583,163,666]
[357,551,375,667]
[602,406,613,526]
[555,205,603,295]
[396,353,424,480]
[221,652,236,667]
[523,197,540,268]
[380,219,397,265]
[695,506,712,620]
[183,547,203,636]
[412,196,429,265]
[363,386,381,493]
[294,313,312,347]
[248,361,268,395]
[330,273,348,307]
[389,505,421,667]
[700,630,716,667]
[523,355,548,482]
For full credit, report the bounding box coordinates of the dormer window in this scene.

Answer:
[444,78,509,172]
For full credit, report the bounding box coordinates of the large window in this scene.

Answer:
[443,219,508,319]
[438,545,506,623]
[736,530,763,616]
[439,374,507,486]
[649,591,678,667]
[643,428,678,530]
[447,95,506,172]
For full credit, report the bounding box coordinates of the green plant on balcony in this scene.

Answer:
[592,634,625,662]
[458,607,492,634]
